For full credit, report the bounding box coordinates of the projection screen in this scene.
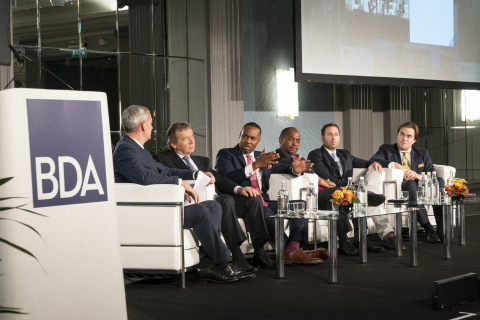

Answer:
[295,0,480,89]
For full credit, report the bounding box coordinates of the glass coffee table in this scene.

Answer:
[271,205,419,284]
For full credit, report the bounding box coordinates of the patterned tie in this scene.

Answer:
[246,154,268,206]
[292,156,297,160]
[402,152,412,170]
[332,153,343,176]
[182,156,196,171]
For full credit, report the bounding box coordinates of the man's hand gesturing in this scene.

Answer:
[252,147,279,171]
[292,155,314,174]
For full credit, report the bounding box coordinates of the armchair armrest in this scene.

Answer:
[115,183,185,203]
[267,173,318,201]
[433,165,456,182]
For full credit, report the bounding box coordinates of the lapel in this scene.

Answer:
[191,156,206,171]
[410,147,419,173]
[168,150,190,170]
[234,144,247,167]
[393,144,402,164]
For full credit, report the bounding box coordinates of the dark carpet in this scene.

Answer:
[125,214,480,320]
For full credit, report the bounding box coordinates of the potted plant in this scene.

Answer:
[445,178,469,201]
[330,186,361,214]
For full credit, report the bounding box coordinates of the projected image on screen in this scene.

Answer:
[300,0,480,86]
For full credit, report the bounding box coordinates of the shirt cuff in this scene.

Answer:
[291,166,301,176]
[234,186,241,194]
[388,162,395,169]
[245,164,254,178]
[178,178,182,186]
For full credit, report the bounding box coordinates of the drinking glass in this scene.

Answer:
[287,203,296,217]
[400,191,409,201]
[295,202,305,216]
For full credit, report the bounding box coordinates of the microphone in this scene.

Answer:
[8,44,24,63]
[19,52,35,64]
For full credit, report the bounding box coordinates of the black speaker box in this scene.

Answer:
[0,0,11,66]
[432,273,479,310]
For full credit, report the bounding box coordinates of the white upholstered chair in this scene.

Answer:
[115,183,202,288]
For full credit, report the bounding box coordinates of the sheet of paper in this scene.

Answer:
[193,171,211,192]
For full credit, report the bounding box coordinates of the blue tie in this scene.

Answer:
[332,153,343,176]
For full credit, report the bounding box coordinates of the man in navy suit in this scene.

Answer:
[153,122,269,272]
[113,105,254,283]
[308,123,391,254]
[371,122,443,243]
[216,123,324,266]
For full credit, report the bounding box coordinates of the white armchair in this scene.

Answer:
[115,183,199,288]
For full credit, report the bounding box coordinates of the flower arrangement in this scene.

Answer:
[445,179,469,197]
[330,186,361,206]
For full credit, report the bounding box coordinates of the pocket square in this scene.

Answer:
[418,163,424,168]
[267,165,272,169]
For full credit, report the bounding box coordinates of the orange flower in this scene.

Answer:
[344,190,355,200]
[332,190,343,200]
[445,185,452,191]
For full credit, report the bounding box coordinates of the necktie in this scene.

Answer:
[246,154,268,206]
[402,152,412,170]
[332,153,343,176]
[292,156,297,160]
[182,156,196,171]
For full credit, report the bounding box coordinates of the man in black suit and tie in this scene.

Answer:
[308,123,392,254]
[113,105,254,283]
[153,122,270,271]
[370,122,443,243]
[215,123,324,266]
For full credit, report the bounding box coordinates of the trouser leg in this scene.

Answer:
[233,195,270,248]
[402,179,430,225]
[214,194,247,249]
[183,201,230,264]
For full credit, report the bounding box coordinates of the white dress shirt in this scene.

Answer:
[244,152,264,193]
[388,147,412,169]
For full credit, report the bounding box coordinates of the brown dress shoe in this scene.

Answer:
[303,248,328,260]
[284,249,323,265]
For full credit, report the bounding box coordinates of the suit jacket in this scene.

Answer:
[276,148,299,165]
[113,134,195,185]
[215,144,293,201]
[153,150,238,195]
[308,146,373,187]
[370,143,434,174]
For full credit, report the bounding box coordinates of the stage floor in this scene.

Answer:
[125,214,480,320]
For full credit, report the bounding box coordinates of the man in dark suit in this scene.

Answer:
[370,122,443,243]
[153,122,270,271]
[216,122,324,266]
[308,123,392,254]
[113,105,254,283]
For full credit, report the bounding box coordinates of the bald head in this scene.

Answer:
[279,127,300,156]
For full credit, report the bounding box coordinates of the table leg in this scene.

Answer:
[275,217,285,279]
[459,203,466,246]
[328,219,338,284]
[395,212,402,257]
[313,220,318,250]
[444,205,452,260]
[359,217,367,264]
[409,211,418,267]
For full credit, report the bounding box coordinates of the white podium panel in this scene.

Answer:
[0,89,127,320]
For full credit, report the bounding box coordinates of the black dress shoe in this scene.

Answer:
[252,252,276,270]
[225,263,255,281]
[195,265,238,283]
[367,193,386,206]
[426,229,441,243]
[352,241,384,253]
[232,257,258,272]
[436,228,444,243]
[381,236,406,250]
[338,240,359,256]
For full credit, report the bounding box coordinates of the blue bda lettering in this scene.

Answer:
[35,155,105,200]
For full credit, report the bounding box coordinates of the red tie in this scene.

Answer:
[246,154,268,207]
